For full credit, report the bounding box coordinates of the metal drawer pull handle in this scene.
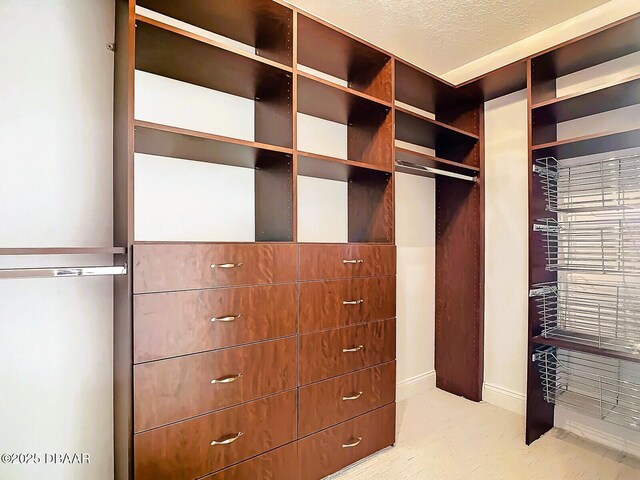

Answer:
[211,373,243,384]
[210,263,243,269]
[343,345,364,353]
[343,299,364,305]
[211,314,242,322]
[342,391,363,401]
[342,437,363,448]
[343,259,364,264]
[211,432,243,446]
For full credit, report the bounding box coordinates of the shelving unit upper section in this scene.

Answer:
[297,14,392,103]
[136,0,294,66]
[530,13,640,104]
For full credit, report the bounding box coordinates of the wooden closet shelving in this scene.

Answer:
[114,1,484,478]
[527,12,640,445]
[531,73,640,123]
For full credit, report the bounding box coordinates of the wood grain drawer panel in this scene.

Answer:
[201,442,298,480]
[299,276,396,333]
[134,338,296,432]
[134,283,297,362]
[299,362,396,436]
[298,404,395,480]
[134,391,297,480]
[133,243,298,293]
[299,244,395,281]
[299,319,396,385]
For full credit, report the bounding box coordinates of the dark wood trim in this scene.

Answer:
[531,336,640,364]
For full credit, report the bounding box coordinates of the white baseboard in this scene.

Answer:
[482,382,526,416]
[555,406,640,458]
[396,370,436,402]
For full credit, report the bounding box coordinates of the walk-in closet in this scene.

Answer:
[3,1,640,479]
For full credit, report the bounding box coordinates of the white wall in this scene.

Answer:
[483,90,529,415]
[0,1,115,480]
[395,173,436,400]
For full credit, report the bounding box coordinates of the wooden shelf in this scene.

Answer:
[137,0,293,66]
[135,15,292,101]
[297,14,392,102]
[532,335,640,364]
[395,106,479,149]
[297,151,392,182]
[532,126,640,159]
[395,60,475,113]
[0,247,126,256]
[297,71,392,124]
[395,146,480,176]
[457,60,528,103]
[134,121,293,168]
[532,14,640,79]
[532,73,640,123]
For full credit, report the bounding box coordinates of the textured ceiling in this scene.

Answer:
[287,0,611,76]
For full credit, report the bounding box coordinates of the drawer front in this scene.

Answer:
[299,319,396,385]
[134,283,297,362]
[134,391,297,480]
[299,244,395,281]
[133,243,298,293]
[134,338,296,432]
[299,276,396,333]
[298,404,395,480]
[299,361,396,436]
[202,442,298,480]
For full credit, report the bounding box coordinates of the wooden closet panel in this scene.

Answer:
[134,391,297,480]
[299,361,396,436]
[299,319,396,385]
[133,283,297,363]
[297,404,395,480]
[133,243,298,293]
[299,276,396,333]
[134,338,296,432]
[201,442,298,479]
[299,244,396,280]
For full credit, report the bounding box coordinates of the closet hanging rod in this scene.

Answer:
[0,265,128,280]
[0,247,127,256]
[395,160,477,182]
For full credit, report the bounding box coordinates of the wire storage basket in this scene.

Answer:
[536,155,640,213]
[535,215,640,275]
[535,347,640,430]
[532,281,640,354]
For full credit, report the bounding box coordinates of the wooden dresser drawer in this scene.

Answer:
[134,338,296,432]
[299,276,396,333]
[299,319,396,385]
[201,442,298,480]
[299,244,395,281]
[134,391,297,480]
[298,404,395,480]
[299,361,396,436]
[133,283,297,363]
[133,243,298,293]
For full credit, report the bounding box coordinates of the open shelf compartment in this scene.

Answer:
[297,14,392,103]
[137,0,293,66]
[135,15,293,149]
[297,74,393,170]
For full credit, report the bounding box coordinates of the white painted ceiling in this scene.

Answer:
[287,0,611,75]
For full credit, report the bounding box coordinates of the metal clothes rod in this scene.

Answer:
[395,160,477,182]
[0,265,127,279]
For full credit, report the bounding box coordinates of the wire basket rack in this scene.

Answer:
[535,346,640,430]
[536,215,640,275]
[532,281,640,354]
[535,155,640,213]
